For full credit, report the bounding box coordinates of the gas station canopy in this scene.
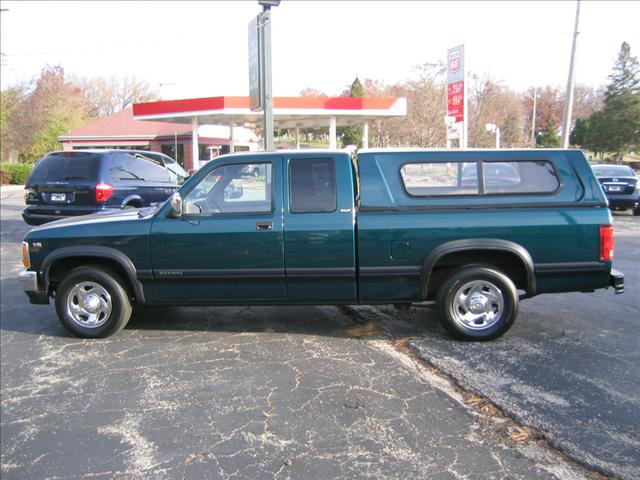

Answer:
[133,95,407,129]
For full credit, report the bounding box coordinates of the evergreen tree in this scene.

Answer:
[338,77,365,148]
[536,121,560,147]
[569,117,590,147]
[600,42,640,158]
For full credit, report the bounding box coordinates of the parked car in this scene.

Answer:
[22,150,185,225]
[18,149,623,340]
[591,164,640,215]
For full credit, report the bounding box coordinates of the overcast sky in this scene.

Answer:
[1,1,639,99]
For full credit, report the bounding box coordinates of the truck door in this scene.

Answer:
[149,156,285,303]
[283,153,357,302]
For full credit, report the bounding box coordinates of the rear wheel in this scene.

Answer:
[55,266,132,338]
[633,206,640,216]
[436,266,518,341]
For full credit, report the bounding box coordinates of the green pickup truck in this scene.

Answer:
[19,149,624,341]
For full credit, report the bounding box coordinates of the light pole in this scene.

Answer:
[529,86,537,148]
[561,0,581,148]
[485,123,500,149]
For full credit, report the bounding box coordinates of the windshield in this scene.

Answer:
[592,165,635,177]
[28,152,101,182]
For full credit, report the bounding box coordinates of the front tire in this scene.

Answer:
[55,266,132,338]
[436,266,518,341]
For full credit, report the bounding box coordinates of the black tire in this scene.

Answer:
[54,266,132,338]
[633,206,640,216]
[436,265,518,341]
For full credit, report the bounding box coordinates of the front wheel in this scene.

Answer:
[633,206,640,216]
[436,266,518,341]
[55,266,132,338]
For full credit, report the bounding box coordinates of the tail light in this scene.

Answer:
[22,242,30,269]
[599,225,614,261]
[95,183,113,202]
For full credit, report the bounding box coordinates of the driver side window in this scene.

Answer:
[183,163,272,215]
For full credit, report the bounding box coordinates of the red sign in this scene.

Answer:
[447,81,464,123]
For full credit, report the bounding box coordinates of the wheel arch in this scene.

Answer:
[421,239,536,300]
[121,195,143,208]
[42,246,146,303]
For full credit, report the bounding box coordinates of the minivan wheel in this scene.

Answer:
[436,266,518,341]
[55,266,132,338]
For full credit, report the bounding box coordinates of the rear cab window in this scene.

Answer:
[28,152,102,182]
[289,158,337,213]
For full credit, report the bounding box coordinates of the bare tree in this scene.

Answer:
[370,63,447,148]
[468,74,524,147]
[72,75,160,118]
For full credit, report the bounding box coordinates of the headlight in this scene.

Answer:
[21,241,30,269]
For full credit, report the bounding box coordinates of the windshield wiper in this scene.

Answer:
[110,166,145,180]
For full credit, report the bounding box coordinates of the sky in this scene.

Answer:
[1,1,639,100]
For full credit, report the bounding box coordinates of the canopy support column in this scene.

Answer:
[329,116,337,149]
[191,117,198,170]
[295,127,300,149]
[362,121,369,149]
[229,121,235,153]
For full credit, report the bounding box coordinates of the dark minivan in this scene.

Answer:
[23,150,187,225]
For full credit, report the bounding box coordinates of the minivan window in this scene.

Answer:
[28,152,102,182]
[108,153,171,183]
[289,158,337,213]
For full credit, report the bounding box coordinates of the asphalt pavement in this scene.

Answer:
[1,184,637,479]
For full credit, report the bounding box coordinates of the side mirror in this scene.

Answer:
[169,192,182,217]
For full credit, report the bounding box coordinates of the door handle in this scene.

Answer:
[256,222,273,231]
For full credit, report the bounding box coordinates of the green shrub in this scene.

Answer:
[0,163,34,185]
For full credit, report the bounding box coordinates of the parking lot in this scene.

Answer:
[1,184,638,480]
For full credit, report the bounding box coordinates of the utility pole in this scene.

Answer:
[530,86,537,148]
[561,0,581,149]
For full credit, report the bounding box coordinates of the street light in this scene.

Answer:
[485,123,500,149]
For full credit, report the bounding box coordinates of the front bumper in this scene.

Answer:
[18,270,49,304]
[609,269,624,294]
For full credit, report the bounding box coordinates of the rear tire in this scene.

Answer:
[436,266,518,341]
[55,266,132,338]
[633,206,640,216]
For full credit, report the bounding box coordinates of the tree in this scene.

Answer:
[0,84,27,163]
[72,75,160,118]
[467,74,524,147]
[338,77,365,147]
[372,63,447,148]
[569,117,590,147]
[7,66,92,163]
[600,42,640,158]
[576,42,640,159]
[536,121,561,147]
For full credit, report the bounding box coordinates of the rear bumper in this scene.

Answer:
[22,206,113,225]
[606,194,639,210]
[18,270,49,304]
[609,269,624,294]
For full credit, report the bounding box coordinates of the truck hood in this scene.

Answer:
[30,207,157,232]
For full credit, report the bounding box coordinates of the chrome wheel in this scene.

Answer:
[66,281,112,328]
[450,280,504,331]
